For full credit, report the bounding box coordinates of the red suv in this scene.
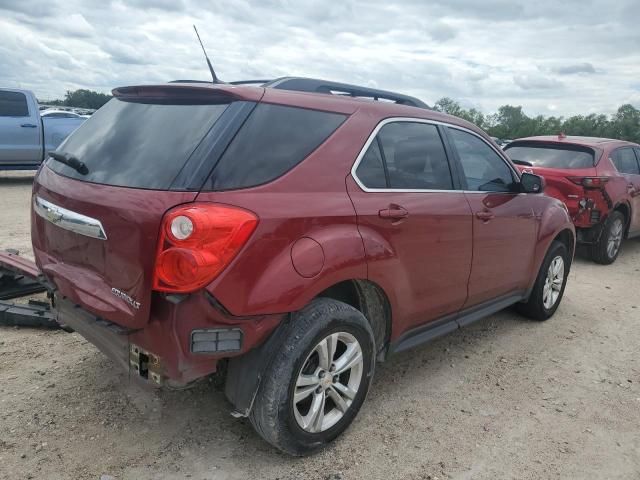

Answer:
[3,78,575,455]
[505,136,640,264]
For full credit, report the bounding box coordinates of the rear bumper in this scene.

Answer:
[54,293,285,387]
[0,249,286,388]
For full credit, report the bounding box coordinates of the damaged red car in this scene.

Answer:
[0,78,575,455]
[505,135,640,264]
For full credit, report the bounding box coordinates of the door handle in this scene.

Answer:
[20,123,37,128]
[379,205,409,220]
[475,210,495,222]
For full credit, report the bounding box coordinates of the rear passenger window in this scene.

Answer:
[448,128,516,192]
[0,91,29,117]
[612,148,640,175]
[206,104,346,190]
[355,140,387,189]
[357,122,453,190]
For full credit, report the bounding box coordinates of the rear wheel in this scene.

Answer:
[249,298,375,456]
[517,240,570,320]
[590,211,625,265]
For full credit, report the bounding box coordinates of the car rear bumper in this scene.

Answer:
[55,293,285,387]
[0,247,285,388]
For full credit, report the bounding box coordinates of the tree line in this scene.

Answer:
[433,98,640,143]
[40,89,112,110]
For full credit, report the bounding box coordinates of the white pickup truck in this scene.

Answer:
[0,88,86,170]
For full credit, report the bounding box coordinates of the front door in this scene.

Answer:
[347,120,473,335]
[0,90,41,164]
[446,127,538,307]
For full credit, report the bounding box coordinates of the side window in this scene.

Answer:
[207,104,346,190]
[0,91,29,117]
[448,128,516,192]
[355,140,387,188]
[612,148,640,175]
[377,122,453,190]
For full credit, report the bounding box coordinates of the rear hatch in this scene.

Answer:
[504,141,599,214]
[31,85,262,328]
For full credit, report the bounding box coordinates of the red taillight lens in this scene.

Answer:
[153,204,258,293]
[567,176,610,189]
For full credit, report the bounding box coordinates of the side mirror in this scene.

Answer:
[520,172,545,194]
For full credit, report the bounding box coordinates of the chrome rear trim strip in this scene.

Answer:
[34,196,107,240]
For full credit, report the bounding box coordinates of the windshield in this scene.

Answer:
[47,98,228,189]
[505,144,595,169]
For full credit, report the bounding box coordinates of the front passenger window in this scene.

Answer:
[448,128,516,192]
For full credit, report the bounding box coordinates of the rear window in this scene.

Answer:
[505,143,595,169]
[47,98,228,189]
[0,91,29,117]
[204,104,346,190]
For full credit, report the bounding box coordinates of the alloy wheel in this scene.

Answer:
[542,255,564,310]
[607,218,624,259]
[293,332,363,433]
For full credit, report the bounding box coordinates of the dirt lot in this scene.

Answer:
[1,171,639,480]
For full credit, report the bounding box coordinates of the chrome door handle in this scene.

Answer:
[475,210,495,222]
[378,205,409,220]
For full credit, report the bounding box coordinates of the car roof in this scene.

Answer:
[512,135,638,148]
[113,82,495,144]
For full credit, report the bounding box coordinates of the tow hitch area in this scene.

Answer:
[129,344,163,385]
[0,249,64,330]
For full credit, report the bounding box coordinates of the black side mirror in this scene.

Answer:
[520,172,545,193]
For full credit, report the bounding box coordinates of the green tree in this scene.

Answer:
[63,89,112,109]
[610,104,640,143]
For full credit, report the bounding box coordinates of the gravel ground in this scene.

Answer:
[1,171,639,480]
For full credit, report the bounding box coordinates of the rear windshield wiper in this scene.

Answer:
[510,159,533,166]
[48,151,88,175]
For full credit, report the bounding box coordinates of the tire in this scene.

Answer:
[249,298,376,456]
[517,240,571,321]
[590,211,625,265]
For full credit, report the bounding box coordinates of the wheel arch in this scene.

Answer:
[552,228,575,255]
[613,201,632,236]
[316,279,392,359]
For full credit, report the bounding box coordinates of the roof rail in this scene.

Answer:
[168,77,429,109]
[263,77,430,109]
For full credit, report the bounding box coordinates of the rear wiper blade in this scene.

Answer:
[48,151,88,175]
[511,159,533,166]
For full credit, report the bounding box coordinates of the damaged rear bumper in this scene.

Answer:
[0,250,285,388]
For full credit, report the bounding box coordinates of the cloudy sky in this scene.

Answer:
[1,0,639,116]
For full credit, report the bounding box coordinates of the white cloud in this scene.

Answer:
[0,0,638,116]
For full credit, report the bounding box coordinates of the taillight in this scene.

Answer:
[153,204,258,293]
[567,176,610,189]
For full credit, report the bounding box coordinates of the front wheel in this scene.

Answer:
[249,298,376,456]
[517,240,571,320]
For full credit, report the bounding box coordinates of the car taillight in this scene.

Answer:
[567,176,610,189]
[153,204,258,293]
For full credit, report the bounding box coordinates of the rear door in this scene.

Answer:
[446,127,538,307]
[612,147,640,234]
[347,119,472,334]
[31,91,248,328]
[0,90,42,164]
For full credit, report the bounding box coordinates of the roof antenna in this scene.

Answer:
[193,25,221,83]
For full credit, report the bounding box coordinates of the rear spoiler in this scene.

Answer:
[112,84,264,104]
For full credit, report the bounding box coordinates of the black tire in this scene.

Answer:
[590,211,625,265]
[249,298,376,456]
[517,240,571,321]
